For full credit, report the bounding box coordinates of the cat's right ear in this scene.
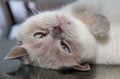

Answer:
[4,47,28,60]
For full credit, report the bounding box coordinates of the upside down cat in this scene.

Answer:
[5,0,120,71]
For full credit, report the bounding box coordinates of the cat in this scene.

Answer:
[4,0,120,71]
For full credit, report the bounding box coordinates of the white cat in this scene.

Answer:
[4,0,120,71]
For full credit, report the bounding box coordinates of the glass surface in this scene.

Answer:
[1,40,120,79]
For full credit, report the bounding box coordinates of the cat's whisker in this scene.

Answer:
[62,27,79,39]
[44,0,49,11]
[37,0,41,11]
[31,8,39,15]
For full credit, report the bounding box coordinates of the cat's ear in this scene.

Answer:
[72,6,110,38]
[72,63,90,71]
[4,47,28,60]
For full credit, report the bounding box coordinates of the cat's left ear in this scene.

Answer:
[72,63,91,71]
[4,47,28,60]
[72,6,110,38]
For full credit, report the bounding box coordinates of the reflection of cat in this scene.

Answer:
[4,0,120,71]
[8,65,93,79]
[94,66,120,79]
[8,65,120,79]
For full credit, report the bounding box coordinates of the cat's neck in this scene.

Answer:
[96,23,120,65]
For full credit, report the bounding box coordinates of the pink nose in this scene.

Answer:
[52,26,63,34]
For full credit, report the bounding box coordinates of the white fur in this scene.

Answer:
[67,14,97,62]
[94,66,120,79]
[17,0,120,67]
[96,23,120,64]
[60,0,120,65]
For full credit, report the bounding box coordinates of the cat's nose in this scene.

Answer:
[52,26,63,34]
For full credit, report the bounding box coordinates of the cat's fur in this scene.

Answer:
[5,0,120,71]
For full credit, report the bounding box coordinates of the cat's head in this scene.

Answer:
[4,6,110,71]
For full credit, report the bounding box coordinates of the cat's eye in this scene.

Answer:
[61,42,70,53]
[34,32,46,39]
